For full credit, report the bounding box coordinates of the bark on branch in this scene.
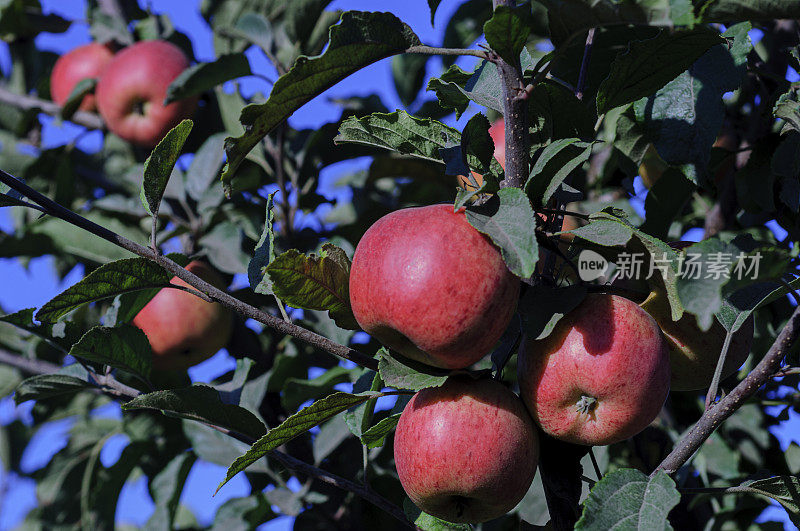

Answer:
[0,86,105,130]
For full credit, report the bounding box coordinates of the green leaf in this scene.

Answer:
[528,80,595,146]
[140,119,193,217]
[717,476,800,527]
[640,168,695,240]
[165,55,251,104]
[59,78,97,120]
[426,65,472,119]
[122,385,267,440]
[144,453,196,531]
[526,138,594,206]
[378,349,449,391]
[633,23,751,183]
[14,374,91,405]
[335,110,460,164]
[36,258,173,323]
[698,0,800,23]
[541,0,694,46]
[68,325,152,382]
[0,365,21,399]
[228,12,274,53]
[403,498,471,531]
[427,0,443,25]
[392,53,429,107]
[222,11,421,188]
[248,193,277,295]
[483,6,530,66]
[361,413,401,448]
[182,421,270,473]
[281,366,352,413]
[464,187,539,278]
[185,133,227,201]
[266,243,358,329]
[211,493,274,531]
[0,307,81,351]
[575,469,680,530]
[216,391,384,493]
[596,28,725,115]
[519,284,587,340]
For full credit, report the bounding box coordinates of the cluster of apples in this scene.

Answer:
[50,40,196,147]
[347,122,754,523]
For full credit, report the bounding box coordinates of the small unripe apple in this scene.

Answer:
[394,376,538,523]
[96,40,197,147]
[50,42,115,112]
[640,289,754,391]
[518,294,670,446]
[349,204,520,369]
[457,118,505,191]
[133,261,233,371]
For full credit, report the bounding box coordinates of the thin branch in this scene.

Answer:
[406,45,490,60]
[575,28,596,101]
[0,348,412,528]
[704,331,733,410]
[0,169,379,372]
[0,86,105,130]
[655,304,800,475]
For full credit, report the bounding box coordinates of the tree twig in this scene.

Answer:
[0,86,105,130]
[0,169,379,372]
[655,304,800,475]
[406,45,490,60]
[704,331,733,410]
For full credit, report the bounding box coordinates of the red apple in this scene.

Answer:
[95,40,197,147]
[349,204,520,369]
[518,293,670,446]
[394,376,538,523]
[457,118,505,191]
[640,289,754,391]
[50,42,115,112]
[133,261,233,371]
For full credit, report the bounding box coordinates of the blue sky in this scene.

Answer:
[0,0,796,529]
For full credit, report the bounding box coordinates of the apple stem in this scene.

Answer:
[575,395,598,415]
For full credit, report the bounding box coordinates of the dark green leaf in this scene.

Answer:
[698,0,800,23]
[392,53,429,107]
[575,469,680,530]
[335,110,460,163]
[222,11,421,187]
[640,168,695,240]
[361,414,400,448]
[378,349,449,391]
[426,65,472,119]
[144,453,196,531]
[526,138,593,206]
[14,374,91,405]
[68,325,152,382]
[465,187,539,278]
[282,366,352,413]
[483,6,530,66]
[597,29,725,115]
[267,243,357,329]
[404,498,471,530]
[36,258,173,323]
[216,391,384,493]
[229,12,274,53]
[519,284,587,340]
[59,78,97,120]
[428,0,442,25]
[185,133,227,201]
[248,193,277,295]
[211,493,275,531]
[716,476,800,527]
[123,385,267,440]
[165,55,251,104]
[140,119,193,217]
[633,23,751,183]
[182,421,270,473]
